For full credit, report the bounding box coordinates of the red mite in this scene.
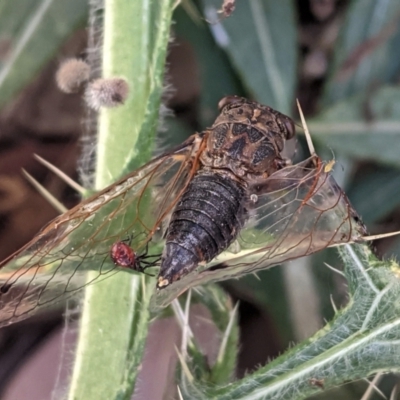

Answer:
[110,241,159,274]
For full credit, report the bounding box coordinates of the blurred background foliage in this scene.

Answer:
[0,0,399,399]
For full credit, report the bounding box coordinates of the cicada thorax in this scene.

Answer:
[157,96,296,289]
[201,96,295,178]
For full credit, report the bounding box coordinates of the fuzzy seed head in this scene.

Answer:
[85,78,130,110]
[56,58,90,94]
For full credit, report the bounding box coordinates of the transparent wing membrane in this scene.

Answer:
[0,141,196,326]
[153,156,367,309]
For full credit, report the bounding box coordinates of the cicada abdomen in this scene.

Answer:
[158,170,246,287]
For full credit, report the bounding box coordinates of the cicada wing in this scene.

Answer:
[0,135,200,326]
[240,156,367,252]
[152,156,367,309]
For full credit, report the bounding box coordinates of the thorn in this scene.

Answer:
[390,382,400,400]
[324,262,345,277]
[22,169,67,214]
[361,373,385,400]
[174,346,194,383]
[362,231,400,241]
[296,99,316,158]
[328,230,400,249]
[171,299,194,339]
[181,290,192,360]
[173,0,182,10]
[141,273,146,298]
[34,154,86,194]
[217,301,239,364]
[180,0,202,24]
[192,286,203,296]
[329,294,338,314]
[177,386,184,400]
[252,272,261,281]
[195,315,215,325]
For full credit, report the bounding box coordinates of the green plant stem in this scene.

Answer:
[68,1,175,399]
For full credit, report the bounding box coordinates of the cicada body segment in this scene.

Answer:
[158,170,247,288]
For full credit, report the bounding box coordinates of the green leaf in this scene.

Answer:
[68,1,176,399]
[0,0,87,109]
[200,0,297,114]
[174,5,244,127]
[347,165,400,225]
[309,86,400,166]
[180,244,400,399]
[97,1,176,183]
[69,275,152,400]
[177,286,239,386]
[224,268,294,346]
[194,285,239,384]
[322,0,400,106]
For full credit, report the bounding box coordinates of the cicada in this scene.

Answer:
[0,96,368,326]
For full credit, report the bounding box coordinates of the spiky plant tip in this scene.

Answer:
[33,154,86,195]
[175,346,194,383]
[216,301,239,364]
[21,169,67,213]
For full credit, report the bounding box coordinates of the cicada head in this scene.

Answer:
[216,96,295,142]
[203,96,296,176]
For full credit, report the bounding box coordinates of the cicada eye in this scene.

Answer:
[283,118,296,139]
[218,95,243,111]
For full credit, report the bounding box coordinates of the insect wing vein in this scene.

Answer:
[0,142,195,326]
